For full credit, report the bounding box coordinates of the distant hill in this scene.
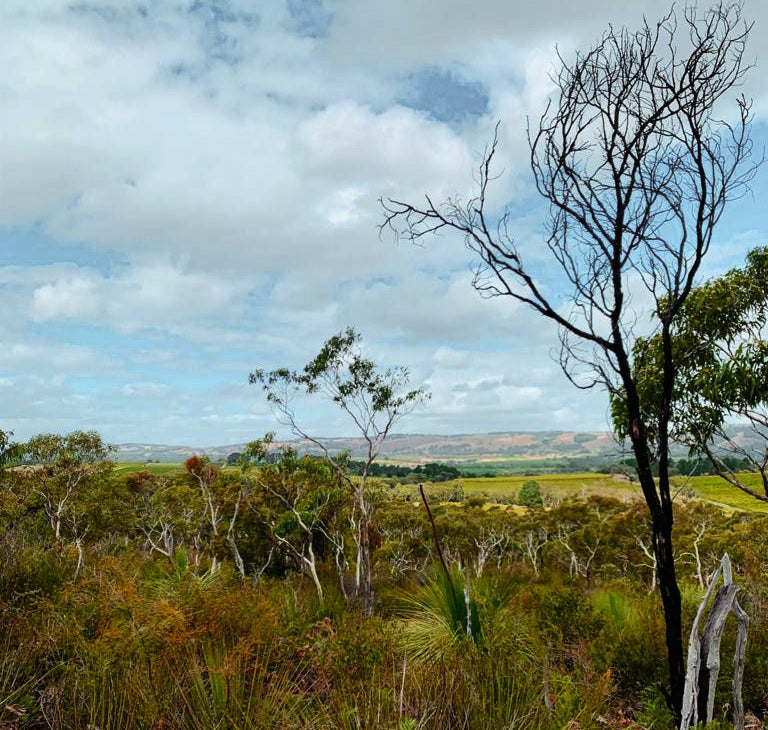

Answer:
[114,425,765,465]
[114,431,622,464]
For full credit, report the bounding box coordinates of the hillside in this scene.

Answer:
[115,430,622,463]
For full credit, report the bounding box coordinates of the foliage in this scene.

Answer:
[518,480,544,508]
[251,328,429,614]
[345,459,462,482]
[399,568,481,665]
[250,328,428,447]
[3,425,768,728]
[616,247,768,503]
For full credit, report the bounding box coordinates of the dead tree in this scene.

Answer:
[473,527,508,577]
[680,553,748,730]
[381,3,756,715]
[557,528,600,583]
[521,528,548,575]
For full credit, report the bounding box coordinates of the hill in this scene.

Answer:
[115,430,622,463]
[115,425,763,465]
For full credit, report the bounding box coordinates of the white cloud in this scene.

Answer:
[1,0,766,442]
[28,262,251,334]
[31,276,100,321]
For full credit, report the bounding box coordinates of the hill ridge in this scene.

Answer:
[114,430,621,463]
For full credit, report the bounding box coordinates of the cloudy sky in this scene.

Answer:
[2,0,767,445]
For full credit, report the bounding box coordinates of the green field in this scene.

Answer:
[675,473,768,513]
[459,472,638,499]
[472,458,615,475]
[382,455,613,476]
[402,472,640,504]
[112,461,183,476]
[411,471,768,513]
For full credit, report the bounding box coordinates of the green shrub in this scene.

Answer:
[518,481,544,508]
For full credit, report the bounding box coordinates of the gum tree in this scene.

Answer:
[249,445,351,601]
[22,430,114,544]
[251,327,428,613]
[621,246,768,501]
[381,3,757,714]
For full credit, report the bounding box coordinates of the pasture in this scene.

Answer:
[416,471,768,513]
[112,461,183,477]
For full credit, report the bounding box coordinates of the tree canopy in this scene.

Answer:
[616,246,768,499]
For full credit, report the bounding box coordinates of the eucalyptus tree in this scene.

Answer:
[251,327,428,613]
[0,429,24,536]
[0,429,13,468]
[249,446,351,600]
[21,430,114,545]
[381,3,757,714]
[618,246,768,501]
[182,455,256,576]
[140,472,206,568]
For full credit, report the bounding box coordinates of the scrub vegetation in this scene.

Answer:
[2,431,768,729]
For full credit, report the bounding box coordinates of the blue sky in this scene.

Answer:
[1,0,767,445]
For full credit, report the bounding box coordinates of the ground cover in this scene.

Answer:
[7,451,768,727]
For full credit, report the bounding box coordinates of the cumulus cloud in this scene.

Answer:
[1,0,766,442]
[27,262,252,334]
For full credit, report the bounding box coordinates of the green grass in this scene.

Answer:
[460,473,637,500]
[679,473,768,513]
[112,461,183,476]
[402,473,641,503]
[403,471,768,514]
[455,456,612,476]
[382,456,613,476]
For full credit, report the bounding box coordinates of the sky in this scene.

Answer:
[1,0,768,445]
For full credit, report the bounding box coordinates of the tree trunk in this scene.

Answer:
[227,494,246,579]
[334,538,348,599]
[305,543,324,601]
[653,511,685,719]
[361,515,373,614]
[358,482,374,615]
[697,584,739,723]
[74,536,84,578]
[227,530,246,578]
[632,435,685,718]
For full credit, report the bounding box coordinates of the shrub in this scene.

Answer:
[518,481,544,508]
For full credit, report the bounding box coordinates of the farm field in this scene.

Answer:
[383,455,612,475]
[677,473,768,513]
[458,472,637,500]
[112,461,183,477]
[415,471,768,513]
